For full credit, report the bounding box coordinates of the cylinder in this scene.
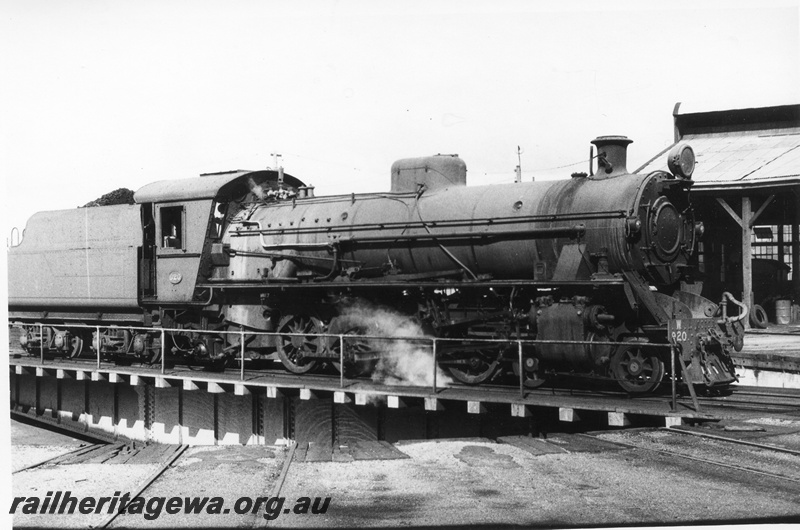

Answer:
[775,299,791,325]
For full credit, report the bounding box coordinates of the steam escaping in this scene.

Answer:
[337,301,453,388]
[247,177,267,201]
[247,177,296,201]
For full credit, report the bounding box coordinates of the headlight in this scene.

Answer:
[667,143,695,179]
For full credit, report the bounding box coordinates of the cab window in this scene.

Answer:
[160,206,184,249]
[212,201,228,238]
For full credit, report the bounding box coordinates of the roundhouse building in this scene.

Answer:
[638,102,800,327]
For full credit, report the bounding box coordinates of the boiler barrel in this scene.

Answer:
[236,171,663,281]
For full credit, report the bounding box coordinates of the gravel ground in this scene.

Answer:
[10,419,288,529]
[109,445,286,528]
[12,463,164,528]
[9,419,800,528]
[277,438,800,528]
[10,420,86,472]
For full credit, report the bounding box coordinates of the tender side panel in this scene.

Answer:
[8,205,143,309]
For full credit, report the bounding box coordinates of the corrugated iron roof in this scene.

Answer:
[637,127,800,189]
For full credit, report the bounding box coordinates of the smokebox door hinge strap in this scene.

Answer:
[623,282,638,310]
[621,271,670,324]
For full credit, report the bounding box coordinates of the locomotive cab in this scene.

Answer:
[133,169,307,306]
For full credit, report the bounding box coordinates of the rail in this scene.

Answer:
[10,322,683,410]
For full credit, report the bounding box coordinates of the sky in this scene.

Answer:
[1,0,799,235]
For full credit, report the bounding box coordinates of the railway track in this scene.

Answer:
[92,445,188,528]
[11,429,190,527]
[12,443,105,474]
[13,439,296,528]
[689,387,800,415]
[665,425,800,457]
[486,381,800,416]
[584,427,800,486]
[11,411,298,528]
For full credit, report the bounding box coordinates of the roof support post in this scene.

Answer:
[793,187,800,296]
[742,196,753,325]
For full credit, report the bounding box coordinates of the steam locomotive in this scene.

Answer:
[8,136,746,393]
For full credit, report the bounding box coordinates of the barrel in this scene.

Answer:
[775,299,792,325]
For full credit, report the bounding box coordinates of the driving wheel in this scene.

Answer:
[277,315,322,374]
[327,315,377,378]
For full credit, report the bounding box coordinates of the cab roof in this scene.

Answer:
[133,170,306,203]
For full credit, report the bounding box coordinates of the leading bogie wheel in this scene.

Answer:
[513,355,547,389]
[610,340,665,393]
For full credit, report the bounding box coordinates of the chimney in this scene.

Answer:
[591,136,632,178]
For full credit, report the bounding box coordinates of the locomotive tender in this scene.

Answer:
[8,136,746,393]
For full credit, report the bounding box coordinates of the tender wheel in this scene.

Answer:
[149,339,163,365]
[131,332,162,365]
[446,347,503,385]
[20,327,39,356]
[68,333,85,359]
[277,315,322,374]
[610,341,665,393]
